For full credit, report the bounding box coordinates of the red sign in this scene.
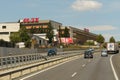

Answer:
[60,38,73,44]
[23,18,39,23]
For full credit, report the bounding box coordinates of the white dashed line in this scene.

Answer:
[110,55,119,80]
[71,72,77,77]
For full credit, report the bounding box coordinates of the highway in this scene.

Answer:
[17,52,119,80]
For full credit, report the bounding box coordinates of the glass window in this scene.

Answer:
[2,26,6,29]
[0,32,9,34]
[39,40,41,45]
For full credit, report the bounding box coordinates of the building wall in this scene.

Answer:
[50,20,62,29]
[20,20,62,45]
[0,23,20,41]
[69,26,98,44]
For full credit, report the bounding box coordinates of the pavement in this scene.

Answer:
[16,52,120,80]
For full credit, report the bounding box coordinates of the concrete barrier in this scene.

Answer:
[0,75,10,80]
[11,71,21,79]
[22,69,31,75]
[31,67,38,72]
[38,65,43,70]
[0,53,81,80]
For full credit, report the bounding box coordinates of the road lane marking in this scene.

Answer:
[71,72,77,77]
[82,64,86,67]
[110,55,119,80]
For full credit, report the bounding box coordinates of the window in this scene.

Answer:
[2,26,6,29]
[43,25,48,28]
[39,40,41,45]
[0,32,9,35]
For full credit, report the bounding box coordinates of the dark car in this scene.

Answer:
[84,50,93,58]
[47,49,57,56]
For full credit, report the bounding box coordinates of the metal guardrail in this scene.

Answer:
[0,50,84,70]
[0,51,83,80]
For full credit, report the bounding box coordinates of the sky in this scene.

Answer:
[0,0,120,42]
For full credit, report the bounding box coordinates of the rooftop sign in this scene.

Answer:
[23,18,39,23]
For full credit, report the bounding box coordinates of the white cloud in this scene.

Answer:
[71,0,102,11]
[86,25,117,31]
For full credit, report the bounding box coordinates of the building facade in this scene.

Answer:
[20,18,62,46]
[59,26,98,45]
[0,22,20,41]
[0,18,98,47]
[69,26,98,44]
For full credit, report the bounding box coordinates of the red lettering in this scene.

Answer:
[31,18,35,23]
[35,18,39,22]
[23,18,29,23]
[23,18,39,23]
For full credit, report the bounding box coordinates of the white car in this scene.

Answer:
[89,48,94,53]
[101,49,108,57]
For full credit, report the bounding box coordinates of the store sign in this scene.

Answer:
[60,38,73,44]
[23,18,39,23]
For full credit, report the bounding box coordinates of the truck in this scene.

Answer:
[107,43,119,54]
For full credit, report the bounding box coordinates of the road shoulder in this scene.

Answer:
[112,54,120,80]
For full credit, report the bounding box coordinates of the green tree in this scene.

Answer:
[30,27,34,34]
[96,34,105,44]
[10,32,21,43]
[10,27,31,47]
[19,27,30,42]
[109,36,115,43]
[46,22,54,44]
[64,27,70,37]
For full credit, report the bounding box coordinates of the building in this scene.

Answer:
[58,26,98,45]
[69,26,98,44]
[0,22,20,41]
[0,18,98,47]
[20,18,62,46]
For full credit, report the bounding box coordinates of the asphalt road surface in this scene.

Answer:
[18,52,119,80]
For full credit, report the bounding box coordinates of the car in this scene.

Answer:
[47,48,57,56]
[101,49,108,57]
[84,50,93,58]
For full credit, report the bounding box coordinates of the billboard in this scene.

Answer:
[60,38,73,44]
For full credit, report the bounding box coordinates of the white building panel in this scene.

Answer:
[0,34,10,41]
[0,22,20,32]
[0,22,20,41]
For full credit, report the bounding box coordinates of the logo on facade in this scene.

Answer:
[109,44,113,48]
[23,18,39,23]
